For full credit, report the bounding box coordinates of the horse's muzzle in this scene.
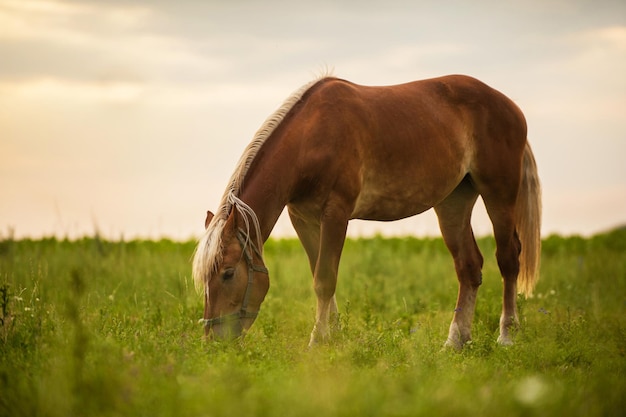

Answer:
[201,312,256,341]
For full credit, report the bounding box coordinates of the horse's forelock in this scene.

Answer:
[192,195,262,293]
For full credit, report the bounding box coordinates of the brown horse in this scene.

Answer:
[193,74,541,349]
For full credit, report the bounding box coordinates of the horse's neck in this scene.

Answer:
[238,179,290,244]
[237,138,296,243]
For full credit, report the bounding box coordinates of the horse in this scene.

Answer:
[192,74,541,349]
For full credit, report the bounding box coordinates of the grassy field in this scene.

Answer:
[1,228,625,416]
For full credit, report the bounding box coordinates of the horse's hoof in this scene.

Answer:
[497,335,514,346]
[443,338,464,351]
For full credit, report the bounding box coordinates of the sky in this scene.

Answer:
[1,0,625,240]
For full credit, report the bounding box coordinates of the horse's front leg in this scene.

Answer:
[310,294,339,345]
[309,214,348,347]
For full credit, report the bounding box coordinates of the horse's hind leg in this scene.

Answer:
[435,178,484,350]
[483,200,521,345]
[477,181,522,345]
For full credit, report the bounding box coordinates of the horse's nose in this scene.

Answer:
[207,321,243,341]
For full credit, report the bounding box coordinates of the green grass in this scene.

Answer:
[1,229,625,416]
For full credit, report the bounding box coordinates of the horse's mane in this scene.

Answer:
[192,74,330,292]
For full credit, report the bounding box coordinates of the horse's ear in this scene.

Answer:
[224,209,237,231]
[204,211,214,229]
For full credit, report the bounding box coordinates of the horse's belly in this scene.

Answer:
[350,168,465,221]
[350,188,438,221]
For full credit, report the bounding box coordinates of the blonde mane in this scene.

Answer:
[192,75,329,292]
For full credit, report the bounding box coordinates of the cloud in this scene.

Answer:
[1,78,145,103]
[519,24,626,129]
[565,26,626,79]
[0,0,204,85]
[1,0,625,239]
[0,0,152,42]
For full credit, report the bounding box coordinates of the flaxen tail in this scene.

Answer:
[515,142,542,297]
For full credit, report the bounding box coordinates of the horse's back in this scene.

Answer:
[305,74,526,154]
[288,75,527,221]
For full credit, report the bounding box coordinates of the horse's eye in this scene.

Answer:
[222,268,235,281]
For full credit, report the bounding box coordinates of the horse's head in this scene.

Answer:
[199,210,269,340]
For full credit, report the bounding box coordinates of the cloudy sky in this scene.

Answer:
[1,0,625,240]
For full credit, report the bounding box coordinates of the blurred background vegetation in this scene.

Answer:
[1,228,624,416]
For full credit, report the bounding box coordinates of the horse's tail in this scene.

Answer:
[515,142,542,297]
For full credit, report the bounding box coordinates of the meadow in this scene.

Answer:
[1,228,625,417]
